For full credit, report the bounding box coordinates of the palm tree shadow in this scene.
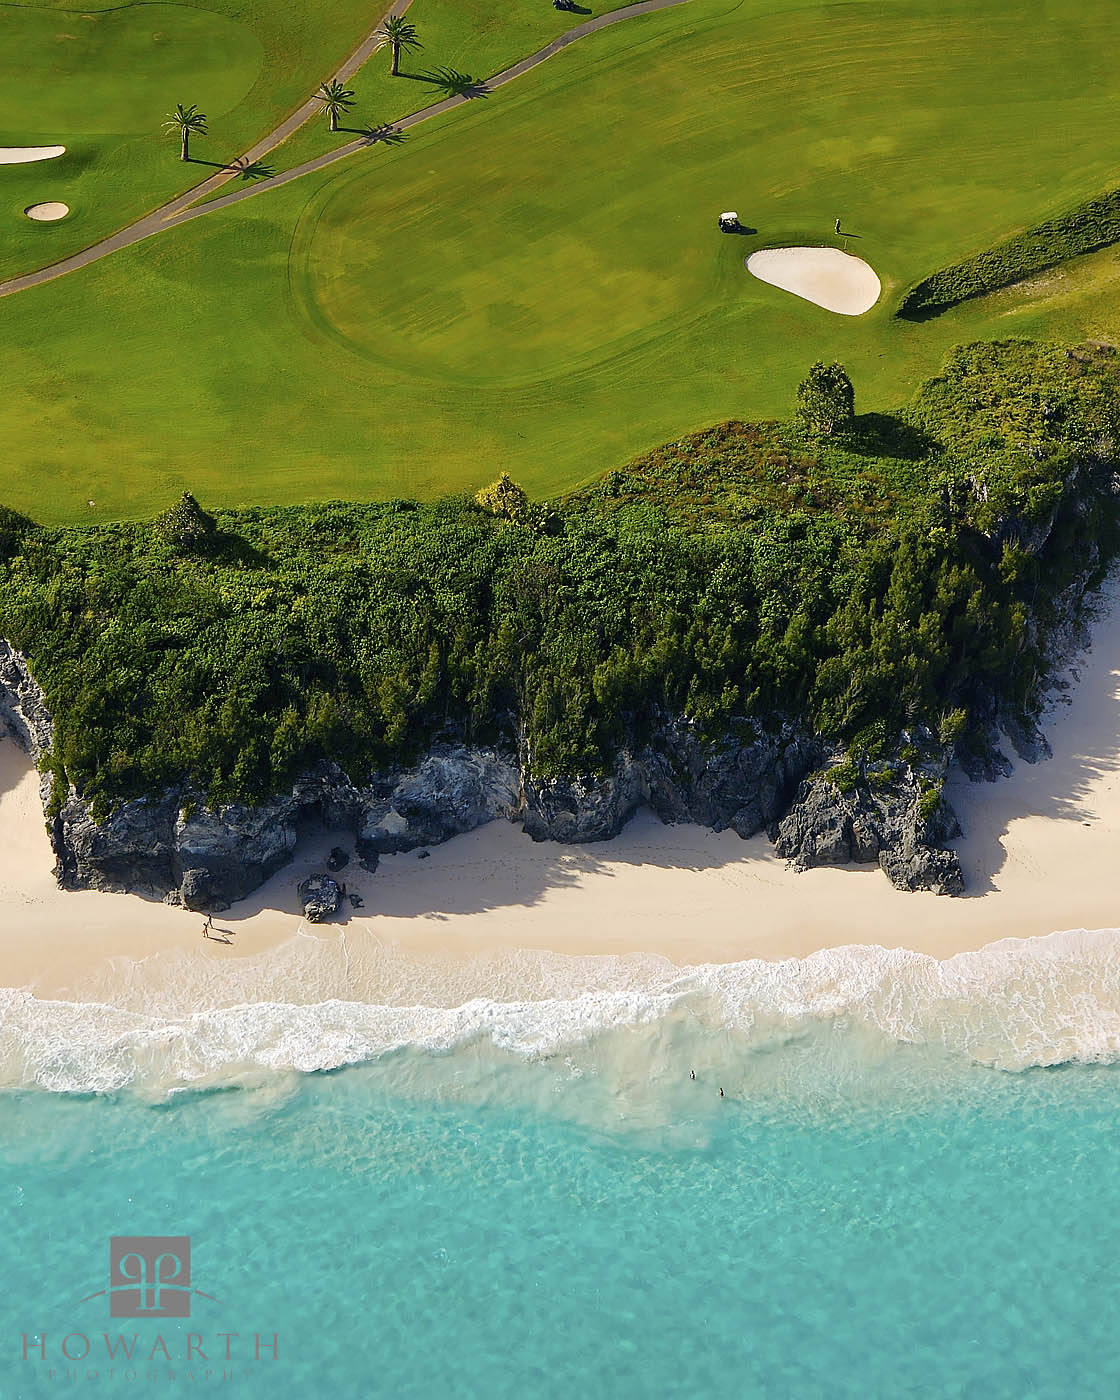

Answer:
[231,158,276,181]
[352,124,408,146]
[184,155,275,181]
[420,67,490,99]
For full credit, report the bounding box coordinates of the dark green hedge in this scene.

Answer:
[898,189,1120,318]
[0,341,1117,814]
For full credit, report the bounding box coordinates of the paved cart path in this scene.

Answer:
[0,0,690,300]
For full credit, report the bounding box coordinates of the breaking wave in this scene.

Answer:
[2,927,1120,1093]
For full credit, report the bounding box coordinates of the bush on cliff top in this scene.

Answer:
[0,340,1117,815]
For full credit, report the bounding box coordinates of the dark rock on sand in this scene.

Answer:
[298,875,342,923]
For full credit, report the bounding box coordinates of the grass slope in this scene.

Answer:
[0,0,381,278]
[3,0,1120,521]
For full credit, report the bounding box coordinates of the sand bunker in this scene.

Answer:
[747,246,881,315]
[0,145,65,165]
[24,202,69,222]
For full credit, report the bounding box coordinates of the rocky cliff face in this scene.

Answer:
[520,720,820,843]
[52,753,523,911]
[771,756,965,896]
[0,648,981,910]
[0,641,53,752]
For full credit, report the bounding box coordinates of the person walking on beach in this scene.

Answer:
[201,914,213,939]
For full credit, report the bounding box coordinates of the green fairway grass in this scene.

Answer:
[3,0,1120,524]
[0,5,261,130]
[0,0,381,278]
[251,0,636,185]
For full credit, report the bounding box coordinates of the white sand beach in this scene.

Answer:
[1,585,1119,995]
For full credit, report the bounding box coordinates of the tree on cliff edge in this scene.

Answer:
[796,362,855,436]
[475,473,532,523]
[154,492,216,551]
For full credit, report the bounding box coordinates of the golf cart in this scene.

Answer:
[718,211,741,232]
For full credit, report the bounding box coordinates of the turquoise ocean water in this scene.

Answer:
[3,931,1120,1397]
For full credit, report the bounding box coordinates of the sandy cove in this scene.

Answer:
[1,584,1119,998]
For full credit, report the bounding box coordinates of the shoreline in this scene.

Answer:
[2,582,1120,1001]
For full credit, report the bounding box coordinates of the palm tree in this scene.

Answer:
[164,103,207,161]
[380,15,422,76]
[315,79,356,133]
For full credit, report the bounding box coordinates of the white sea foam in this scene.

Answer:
[2,929,1120,1092]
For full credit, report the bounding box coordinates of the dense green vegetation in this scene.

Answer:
[899,187,1120,318]
[1,341,1116,816]
[4,0,1120,522]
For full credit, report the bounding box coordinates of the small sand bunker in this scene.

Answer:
[747,246,881,316]
[0,145,66,165]
[24,202,69,222]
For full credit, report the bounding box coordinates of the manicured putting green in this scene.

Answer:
[3,0,1120,523]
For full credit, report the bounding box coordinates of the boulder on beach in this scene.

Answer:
[298,874,342,922]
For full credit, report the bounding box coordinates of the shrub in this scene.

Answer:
[938,708,968,746]
[795,363,855,436]
[154,492,216,551]
[475,473,532,522]
[0,341,1115,812]
[917,785,942,823]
